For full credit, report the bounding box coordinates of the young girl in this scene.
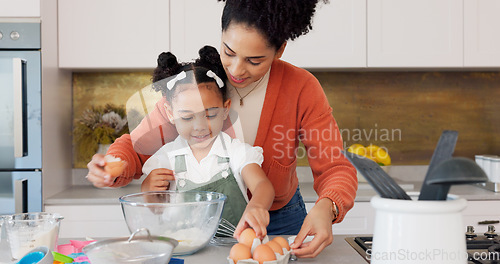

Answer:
[140,46,274,238]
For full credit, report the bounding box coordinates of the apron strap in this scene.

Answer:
[174,155,187,173]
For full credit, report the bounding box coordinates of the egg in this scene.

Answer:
[104,156,126,177]
[229,243,252,263]
[252,244,277,264]
[272,236,290,251]
[265,240,283,255]
[238,228,257,248]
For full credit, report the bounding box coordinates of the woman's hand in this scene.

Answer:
[86,154,115,188]
[141,168,175,192]
[233,204,270,240]
[290,198,335,258]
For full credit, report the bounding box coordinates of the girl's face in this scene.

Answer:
[165,82,230,152]
[221,23,286,89]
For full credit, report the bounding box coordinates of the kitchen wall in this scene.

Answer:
[72,71,500,167]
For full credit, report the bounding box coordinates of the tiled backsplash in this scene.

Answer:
[73,71,500,167]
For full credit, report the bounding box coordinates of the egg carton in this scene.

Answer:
[227,236,291,264]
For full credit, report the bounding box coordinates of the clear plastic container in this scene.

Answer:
[4,212,63,260]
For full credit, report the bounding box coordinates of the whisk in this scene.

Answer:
[210,218,238,246]
[216,218,236,237]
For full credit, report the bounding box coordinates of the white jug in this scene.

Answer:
[370,192,467,264]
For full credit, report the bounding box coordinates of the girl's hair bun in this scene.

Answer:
[153,52,182,84]
[157,52,179,70]
[198,46,220,65]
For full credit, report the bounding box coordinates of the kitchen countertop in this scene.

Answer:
[0,235,368,264]
[46,165,500,206]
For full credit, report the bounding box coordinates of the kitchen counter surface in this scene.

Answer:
[0,235,368,264]
[45,181,500,206]
[45,165,500,205]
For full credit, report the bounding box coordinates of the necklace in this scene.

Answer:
[233,76,265,106]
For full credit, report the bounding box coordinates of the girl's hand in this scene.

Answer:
[86,154,115,188]
[141,168,175,192]
[290,198,334,258]
[233,204,270,240]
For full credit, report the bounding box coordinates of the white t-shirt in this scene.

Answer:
[142,132,264,201]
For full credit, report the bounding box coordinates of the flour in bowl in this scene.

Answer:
[163,227,212,254]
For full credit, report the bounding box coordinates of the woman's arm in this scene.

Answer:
[234,163,275,240]
[291,76,357,258]
[86,98,176,188]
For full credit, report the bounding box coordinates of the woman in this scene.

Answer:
[86,0,357,258]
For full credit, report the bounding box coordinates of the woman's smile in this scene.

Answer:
[229,73,247,84]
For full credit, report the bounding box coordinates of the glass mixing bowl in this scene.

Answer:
[119,191,226,256]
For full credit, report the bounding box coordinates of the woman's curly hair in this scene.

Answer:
[219,0,328,50]
[152,45,228,102]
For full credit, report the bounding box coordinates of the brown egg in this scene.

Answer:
[104,160,126,177]
[252,244,277,264]
[265,240,283,255]
[229,243,252,263]
[238,228,257,248]
[272,236,290,251]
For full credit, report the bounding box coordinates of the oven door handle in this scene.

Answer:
[13,58,28,158]
[15,178,28,213]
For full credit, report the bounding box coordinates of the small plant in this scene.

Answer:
[73,104,129,167]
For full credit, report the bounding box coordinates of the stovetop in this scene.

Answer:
[346,225,500,264]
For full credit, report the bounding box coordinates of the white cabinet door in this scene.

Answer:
[45,204,130,238]
[281,0,366,69]
[464,0,500,67]
[0,0,40,17]
[170,0,225,63]
[58,0,170,69]
[306,202,375,235]
[367,0,463,67]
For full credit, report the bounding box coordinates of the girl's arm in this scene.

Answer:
[234,163,275,240]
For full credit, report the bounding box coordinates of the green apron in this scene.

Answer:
[174,144,247,230]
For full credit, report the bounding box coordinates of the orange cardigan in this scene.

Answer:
[107,59,357,223]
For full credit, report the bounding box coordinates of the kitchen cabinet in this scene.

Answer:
[57,0,500,69]
[367,0,463,67]
[58,0,365,69]
[169,0,225,63]
[0,0,40,17]
[58,0,170,69]
[464,0,500,67]
[280,0,366,69]
[45,204,130,238]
